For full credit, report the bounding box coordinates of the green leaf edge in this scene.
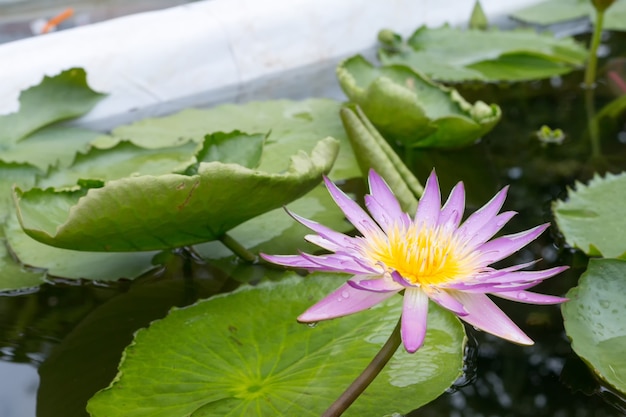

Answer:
[13,137,340,251]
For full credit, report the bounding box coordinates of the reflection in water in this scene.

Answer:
[0,361,37,417]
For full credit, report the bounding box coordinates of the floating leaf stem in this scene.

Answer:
[218,233,257,263]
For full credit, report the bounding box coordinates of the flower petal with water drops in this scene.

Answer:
[297,282,397,322]
[493,290,568,304]
[348,277,404,292]
[323,176,383,238]
[451,291,534,345]
[475,224,550,265]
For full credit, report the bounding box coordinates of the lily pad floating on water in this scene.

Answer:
[553,172,626,259]
[511,0,626,32]
[87,274,466,417]
[0,68,105,145]
[337,55,501,148]
[562,258,626,394]
[14,133,339,252]
[377,25,588,82]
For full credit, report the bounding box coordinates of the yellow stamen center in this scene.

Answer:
[364,223,474,286]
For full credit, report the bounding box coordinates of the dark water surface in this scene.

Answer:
[1,31,626,417]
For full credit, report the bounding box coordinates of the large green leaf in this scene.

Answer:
[337,55,501,148]
[4,214,159,281]
[562,258,626,393]
[38,268,234,417]
[378,26,587,82]
[511,0,626,31]
[553,172,626,259]
[14,137,339,251]
[106,99,360,180]
[87,274,465,417]
[194,183,351,261]
[0,68,105,145]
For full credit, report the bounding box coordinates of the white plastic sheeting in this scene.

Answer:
[0,0,542,129]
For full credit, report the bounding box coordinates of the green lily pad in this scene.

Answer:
[14,137,339,251]
[87,274,465,417]
[0,236,45,292]
[337,55,501,148]
[378,26,587,82]
[562,258,626,393]
[0,68,105,145]
[193,131,265,168]
[106,99,360,180]
[0,126,106,172]
[511,0,626,32]
[38,139,199,189]
[38,267,233,417]
[4,214,159,281]
[553,172,626,259]
[0,162,40,217]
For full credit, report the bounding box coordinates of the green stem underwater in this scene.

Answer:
[322,317,402,417]
[218,233,257,263]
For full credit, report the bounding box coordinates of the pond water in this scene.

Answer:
[1,31,626,417]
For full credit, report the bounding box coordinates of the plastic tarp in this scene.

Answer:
[0,0,542,129]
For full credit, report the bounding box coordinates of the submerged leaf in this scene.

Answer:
[553,172,626,259]
[337,55,501,148]
[14,137,340,251]
[378,26,587,82]
[0,68,105,145]
[563,258,626,394]
[87,275,465,417]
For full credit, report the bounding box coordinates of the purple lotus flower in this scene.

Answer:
[262,170,567,353]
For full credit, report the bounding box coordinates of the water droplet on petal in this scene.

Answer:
[341,290,350,299]
[518,292,528,300]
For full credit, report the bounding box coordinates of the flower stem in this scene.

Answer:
[584,9,605,89]
[322,317,402,417]
[218,233,257,263]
